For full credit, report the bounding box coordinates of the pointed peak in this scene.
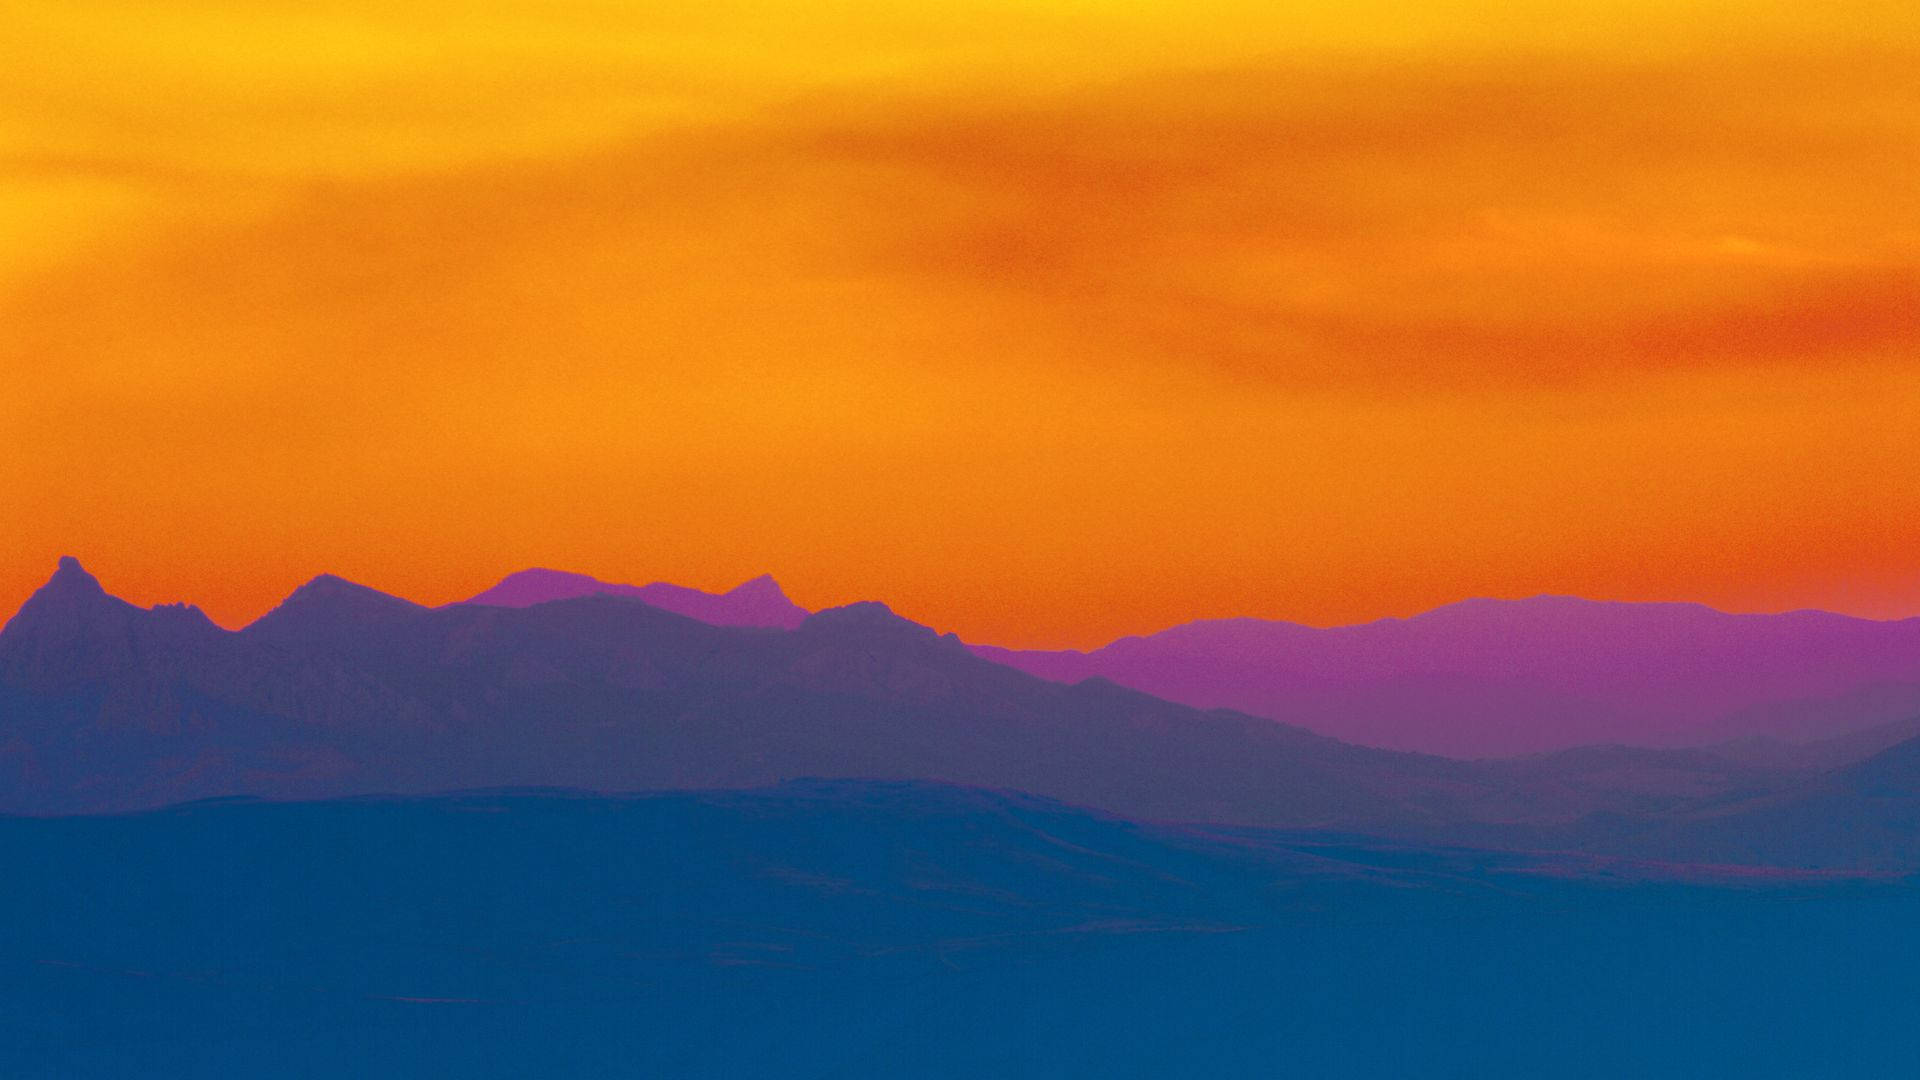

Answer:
[290,573,421,609]
[0,556,141,653]
[802,601,935,639]
[726,573,788,598]
[247,573,423,639]
[15,555,121,616]
[636,573,807,629]
[46,555,106,596]
[292,572,367,596]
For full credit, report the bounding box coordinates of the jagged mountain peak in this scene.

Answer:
[726,573,788,597]
[1,556,135,641]
[0,557,227,690]
[49,554,100,588]
[245,573,425,642]
[463,566,807,629]
[801,601,940,641]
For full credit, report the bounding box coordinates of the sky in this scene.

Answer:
[3,0,1918,648]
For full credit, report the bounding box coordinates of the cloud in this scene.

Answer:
[3,4,1918,641]
[775,55,1920,388]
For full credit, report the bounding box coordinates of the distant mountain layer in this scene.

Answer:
[462,568,807,629]
[1491,725,1920,870]
[974,597,1920,756]
[4,781,1918,1078]
[461,569,1920,758]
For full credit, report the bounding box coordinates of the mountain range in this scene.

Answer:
[458,567,1920,757]
[2,558,1469,824]
[975,598,1920,756]
[12,553,1920,1074]
[7,556,1920,867]
[462,567,807,629]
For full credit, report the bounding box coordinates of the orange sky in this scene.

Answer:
[3,1,1918,648]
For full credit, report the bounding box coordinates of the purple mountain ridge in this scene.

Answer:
[462,568,808,629]
[971,596,1920,757]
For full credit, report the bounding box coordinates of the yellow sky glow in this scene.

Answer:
[3,0,1918,646]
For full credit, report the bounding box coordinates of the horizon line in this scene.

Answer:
[8,555,1918,653]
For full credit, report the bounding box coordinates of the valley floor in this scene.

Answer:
[3,783,1915,1078]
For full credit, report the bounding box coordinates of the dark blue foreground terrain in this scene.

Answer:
[3,781,1917,1078]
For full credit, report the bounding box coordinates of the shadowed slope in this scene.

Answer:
[1518,732,1920,870]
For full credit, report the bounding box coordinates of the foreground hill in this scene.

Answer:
[1478,728,1920,870]
[1,781,1913,1078]
[975,596,1920,756]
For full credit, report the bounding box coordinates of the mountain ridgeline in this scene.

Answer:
[976,598,1920,756]
[458,564,1920,758]
[460,567,1920,758]
[0,559,1463,824]
[463,567,808,628]
[7,559,1920,867]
